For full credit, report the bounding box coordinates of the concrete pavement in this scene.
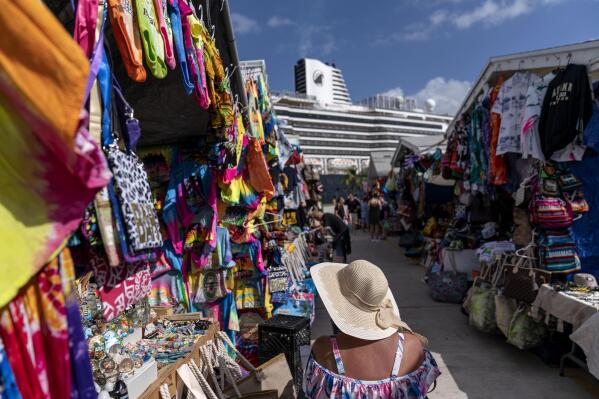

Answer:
[309,231,599,398]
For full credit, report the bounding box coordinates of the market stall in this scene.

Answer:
[0,1,318,398]
[415,39,599,377]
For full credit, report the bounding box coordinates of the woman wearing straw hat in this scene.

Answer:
[304,260,440,398]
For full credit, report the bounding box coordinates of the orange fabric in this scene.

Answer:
[489,84,507,185]
[0,0,89,149]
[107,0,147,82]
[246,138,275,199]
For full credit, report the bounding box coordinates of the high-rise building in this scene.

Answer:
[294,58,351,106]
[274,59,451,175]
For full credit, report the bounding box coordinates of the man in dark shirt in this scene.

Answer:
[313,211,350,262]
[346,193,361,231]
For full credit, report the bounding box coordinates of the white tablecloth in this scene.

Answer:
[531,284,599,331]
[571,313,599,380]
[532,284,599,380]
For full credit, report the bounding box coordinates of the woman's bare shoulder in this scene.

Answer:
[400,333,426,374]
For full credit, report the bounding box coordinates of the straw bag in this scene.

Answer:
[495,294,517,338]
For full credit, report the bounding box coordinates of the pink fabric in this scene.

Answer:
[154,0,176,70]
[89,250,152,322]
[73,0,99,58]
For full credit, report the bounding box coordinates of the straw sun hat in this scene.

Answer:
[312,260,417,341]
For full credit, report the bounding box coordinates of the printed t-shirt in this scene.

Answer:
[539,64,593,159]
[492,72,537,155]
[521,73,554,161]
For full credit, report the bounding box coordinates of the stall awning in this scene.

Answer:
[391,135,446,167]
[368,151,395,180]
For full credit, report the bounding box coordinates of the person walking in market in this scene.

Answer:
[360,193,369,230]
[312,211,351,263]
[346,193,361,232]
[368,192,384,241]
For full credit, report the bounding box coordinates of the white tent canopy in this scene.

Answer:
[391,134,446,167]
[368,151,395,181]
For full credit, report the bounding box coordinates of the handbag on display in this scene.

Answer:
[495,294,518,338]
[104,82,163,252]
[556,165,583,193]
[503,254,550,304]
[427,249,469,304]
[468,262,503,333]
[507,304,547,350]
[512,208,532,247]
[539,164,560,197]
[564,190,589,214]
[538,230,579,272]
[530,196,573,229]
[86,247,151,321]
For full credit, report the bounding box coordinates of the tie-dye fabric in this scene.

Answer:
[304,346,440,399]
[0,337,22,399]
[0,0,110,308]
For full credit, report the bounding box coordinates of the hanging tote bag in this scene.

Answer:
[530,195,573,229]
[102,79,163,252]
[468,263,501,333]
[427,249,469,304]
[507,304,547,350]
[495,294,518,338]
[502,255,550,304]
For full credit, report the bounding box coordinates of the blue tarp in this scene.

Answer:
[569,156,599,278]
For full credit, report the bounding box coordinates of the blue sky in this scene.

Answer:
[230,0,598,114]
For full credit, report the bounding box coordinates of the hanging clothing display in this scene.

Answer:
[0,0,110,308]
[539,64,593,159]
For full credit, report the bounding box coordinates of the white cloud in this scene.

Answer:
[381,77,472,115]
[389,0,565,41]
[298,26,337,56]
[267,16,295,28]
[231,13,260,34]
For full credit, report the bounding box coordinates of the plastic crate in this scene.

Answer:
[258,315,311,392]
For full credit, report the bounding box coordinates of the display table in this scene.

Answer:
[531,284,599,332]
[532,284,599,379]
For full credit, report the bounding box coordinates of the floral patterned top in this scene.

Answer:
[304,333,440,399]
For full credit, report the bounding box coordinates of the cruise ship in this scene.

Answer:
[273,58,453,174]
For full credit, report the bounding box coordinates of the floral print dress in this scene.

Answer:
[304,333,440,399]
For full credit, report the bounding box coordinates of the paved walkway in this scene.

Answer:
[310,231,599,398]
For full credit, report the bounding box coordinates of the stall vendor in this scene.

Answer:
[313,211,351,262]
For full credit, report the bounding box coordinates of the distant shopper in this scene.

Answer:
[360,194,369,229]
[305,260,439,398]
[346,193,361,231]
[335,197,350,225]
[313,211,350,262]
[381,199,392,240]
[368,192,383,241]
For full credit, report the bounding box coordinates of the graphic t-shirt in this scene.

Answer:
[521,72,555,161]
[492,72,537,155]
[539,64,593,159]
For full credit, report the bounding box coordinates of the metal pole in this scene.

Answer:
[220,0,250,125]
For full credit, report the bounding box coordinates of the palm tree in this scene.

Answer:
[344,168,366,192]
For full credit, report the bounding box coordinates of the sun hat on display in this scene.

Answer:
[312,259,422,341]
